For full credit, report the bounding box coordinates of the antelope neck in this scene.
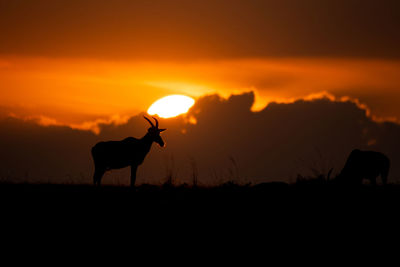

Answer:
[142,132,155,145]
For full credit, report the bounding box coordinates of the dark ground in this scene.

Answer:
[1,182,399,256]
[0,183,394,267]
[1,182,399,214]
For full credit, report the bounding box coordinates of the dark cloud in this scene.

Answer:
[0,92,399,185]
[0,117,95,183]
[0,0,399,59]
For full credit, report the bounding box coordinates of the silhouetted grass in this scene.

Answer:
[295,171,332,186]
[189,157,198,188]
[0,179,397,197]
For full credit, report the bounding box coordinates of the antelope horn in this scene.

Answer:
[152,116,159,128]
[143,116,155,127]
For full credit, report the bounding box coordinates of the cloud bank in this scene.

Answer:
[1,57,400,128]
[0,92,399,185]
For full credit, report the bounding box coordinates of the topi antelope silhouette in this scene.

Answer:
[91,116,166,187]
[336,149,390,186]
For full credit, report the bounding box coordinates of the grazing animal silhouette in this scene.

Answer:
[336,149,390,186]
[91,116,166,187]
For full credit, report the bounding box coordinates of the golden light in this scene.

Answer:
[147,95,195,118]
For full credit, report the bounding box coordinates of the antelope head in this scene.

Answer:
[144,116,166,147]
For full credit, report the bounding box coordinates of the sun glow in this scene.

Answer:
[147,95,195,118]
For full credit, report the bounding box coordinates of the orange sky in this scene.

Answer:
[1,1,399,132]
[0,56,400,132]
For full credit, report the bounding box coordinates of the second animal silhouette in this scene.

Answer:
[91,116,166,187]
[336,149,390,186]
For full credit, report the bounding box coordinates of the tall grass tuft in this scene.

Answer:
[189,157,198,188]
[163,155,176,188]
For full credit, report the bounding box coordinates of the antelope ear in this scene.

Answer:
[159,128,166,132]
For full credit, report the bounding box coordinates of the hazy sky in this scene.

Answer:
[1,0,399,59]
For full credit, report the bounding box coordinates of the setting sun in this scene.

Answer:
[147,95,195,118]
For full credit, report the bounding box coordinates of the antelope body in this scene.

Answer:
[91,116,166,187]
